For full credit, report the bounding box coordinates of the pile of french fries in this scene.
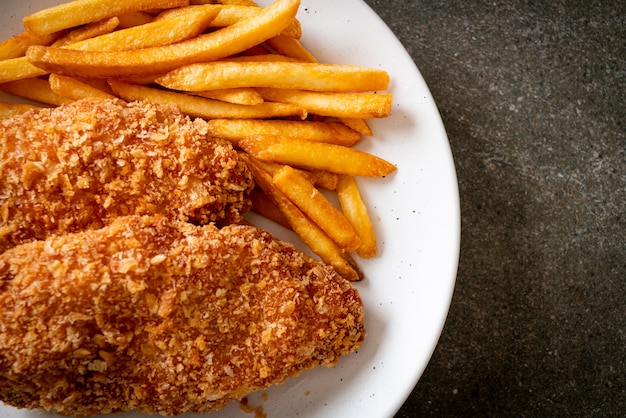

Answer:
[0,0,396,281]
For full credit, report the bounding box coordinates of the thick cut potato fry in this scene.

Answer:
[221,54,300,63]
[206,118,361,146]
[108,80,307,120]
[337,175,377,258]
[0,32,57,60]
[252,160,318,185]
[51,17,120,47]
[0,57,48,84]
[67,6,219,52]
[193,88,264,105]
[116,11,155,29]
[238,136,396,177]
[0,78,73,106]
[258,88,392,119]
[339,118,373,136]
[23,0,189,36]
[26,0,301,78]
[273,166,361,252]
[241,154,362,281]
[0,101,41,118]
[49,74,117,100]
[308,170,339,190]
[193,5,301,38]
[264,34,375,135]
[157,61,389,92]
[266,35,317,62]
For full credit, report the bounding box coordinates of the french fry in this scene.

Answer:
[68,6,219,52]
[0,31,58,60]
[108,79,307,120]
[193,88,264,105]
[23,0,189,36]
[242,153,362,281]
[0,101,41,119]
[258,88,392,119]
[49,74,117,100]
[0,57,48,84]
[26,0,301,78]
[263,34,373,133]
[157,61,389,92]
[337,175,377,258]
[195,5,301,39]
[238,135,396,177]
[0,78,73,106]
[116,11,155,29]
[273,166,361,252]
[206,118,361,146]
[339,118,373,136]
[252,160,318,185]
[308,170,339,190]
[266,34,317,63]
[221,54,300,62]
[51,17,120,47]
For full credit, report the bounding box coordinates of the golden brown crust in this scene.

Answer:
[0,98,254,253]
[0,215,364,416]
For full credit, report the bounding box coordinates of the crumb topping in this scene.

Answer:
[0,215,364,416]
[0,99,254,253]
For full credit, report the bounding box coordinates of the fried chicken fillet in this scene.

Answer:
[0,98,254,253]
[0,215,365,416]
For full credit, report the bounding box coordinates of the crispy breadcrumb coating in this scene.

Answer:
[0,215,364,416]
[0,98,254,253]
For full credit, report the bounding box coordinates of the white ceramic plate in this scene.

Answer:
[0,1,460,417]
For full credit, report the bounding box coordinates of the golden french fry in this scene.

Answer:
[337,175,377,258]
[273,166,361,252]
[116,11,155,29]
[221,54,300,62]
[108,79,307,120]
[26,0,301,78]
[206,118,361,146]
[192,0,301,38]
[339,118,373,136]
[214,0,260,6]
[238,135,396,177]
[23,0,189,36]
[258,88,392,119]
[157,61,389,92]
[193,88,264,105]
[252,160,319,185]
[194,5,301,39]
[0,57,48,84]
[51,17,120,47]
[49,74,117,100]
[263,36,374,132]
[307,170,339,190]
[242,153,362,281]
[0,101,41,119]
[68,6,219,52]
[0,31,58,60]
[0,78,73,106]
[266,34,317,62]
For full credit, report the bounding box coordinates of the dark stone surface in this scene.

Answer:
[361,0,626,416]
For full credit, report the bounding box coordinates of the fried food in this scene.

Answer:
[0,98,254,253]
[0,215,365,416]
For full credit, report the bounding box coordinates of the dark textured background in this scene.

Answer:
[360,1,625,416]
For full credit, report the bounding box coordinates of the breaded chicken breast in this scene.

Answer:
[0,215,364,416]
[0,98,254,253]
